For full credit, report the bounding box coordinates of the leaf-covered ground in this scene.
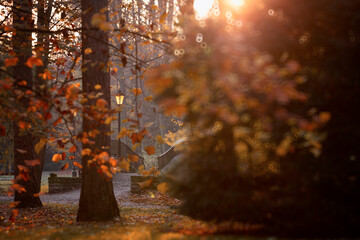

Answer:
[0,192,260,239]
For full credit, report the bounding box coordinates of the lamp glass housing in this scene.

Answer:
[115,92,125,105]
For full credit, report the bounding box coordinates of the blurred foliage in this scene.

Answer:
[146,0,360,237]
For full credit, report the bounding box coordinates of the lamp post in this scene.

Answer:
[72,111,78,177]
[115,90,125,159]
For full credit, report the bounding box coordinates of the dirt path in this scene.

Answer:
[1,173,171,208]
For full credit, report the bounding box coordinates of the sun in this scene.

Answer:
[228,0,245,7]
[193,0,245,18]
[193,0,215,18]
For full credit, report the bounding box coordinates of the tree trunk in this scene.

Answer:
[167,0,174,30]
[77,0,120,221]
[12,0,43,208]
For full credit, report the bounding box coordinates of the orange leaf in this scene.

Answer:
[9,201,20,208]
[130,88,142,96]
[4,26,13,32]
[38,70,53,80]
[69,145,76,153]
[127,155,139,162]
[18,121,27,129]
[12,184,26,193]
[144,96,153,102]
[25,56,43,68]
[81,148,91,156]
[52,153,62,162]
[319,112,331,123]
[145,146,156,155]
[9,209,18,222]
[109,157,117,167]
[61,163,69,170]
[139,179,153,189]
[96,98,107,108]
[53,117,62,127]
[17,165,29,172]
[18,80,27,86]
[24,159,40,167]
[84,48,92,54]
[73,161,82,169]
[157,182,169,194]
[4,57,19,67]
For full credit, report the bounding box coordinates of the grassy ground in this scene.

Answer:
[0,199,263,239]
[0,173,264,239]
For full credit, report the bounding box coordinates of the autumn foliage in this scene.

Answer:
[146,0,359,237]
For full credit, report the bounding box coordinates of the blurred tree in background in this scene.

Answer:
[147,0,360,237]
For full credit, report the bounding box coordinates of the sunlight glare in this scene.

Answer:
[228,0,245,7]
[193,0,215,18]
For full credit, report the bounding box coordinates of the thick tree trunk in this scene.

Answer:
[77,0,120,221]
[12,0,43,208]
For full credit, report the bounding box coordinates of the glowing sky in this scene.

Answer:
[193,0,245,18]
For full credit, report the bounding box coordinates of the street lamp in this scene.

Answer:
[115,91,125,105]
[115,90,125,159]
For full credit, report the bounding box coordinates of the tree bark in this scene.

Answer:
[12,0,43,208]
[77,0,120,221]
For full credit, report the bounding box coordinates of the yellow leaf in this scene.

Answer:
[52,154,62,163]
[156,135,165,144]
[157,182,169,194]
[34,138,46,154]
[91,13,106,26]
[105,116,116,125]
[118,159,129,172]
[132,143,140,151]
[94,84,101,89]
[84,48,92,54]
[99,22,114,32]
[151,4,158,10]
[117,127,131,139]
[81,148,92,156]
[159,13,168,25]
[144,96,153,102]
